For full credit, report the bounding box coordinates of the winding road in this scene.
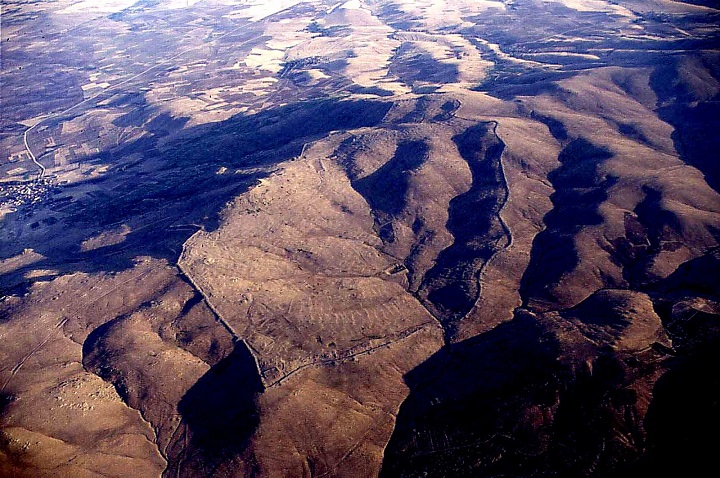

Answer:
[23,126,45,180]
[463,120,513,314]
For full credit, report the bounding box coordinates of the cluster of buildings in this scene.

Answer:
[0,178,56,213]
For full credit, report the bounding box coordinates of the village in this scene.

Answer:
[0,177,57,216]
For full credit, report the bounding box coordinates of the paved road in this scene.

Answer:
[23,126,45,180]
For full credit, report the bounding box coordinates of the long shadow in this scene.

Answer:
[611,186,683,288]
[632,336,720,477]
[650,55,720,192]
[418,123,506,337]
[380,313,561,478]
[654,248,720,300]
[519,138,615,307]
[0,99,391,294]
[167,341,265,477]
[632,312,720,474]
[382,304,672,477]
[396,96,461,125]
[626,249,720,476]
[0,392,13,415]
[351,139,430,243]
[389,43,460,91]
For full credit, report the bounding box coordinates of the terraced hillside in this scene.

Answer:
[1,0,719,476]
